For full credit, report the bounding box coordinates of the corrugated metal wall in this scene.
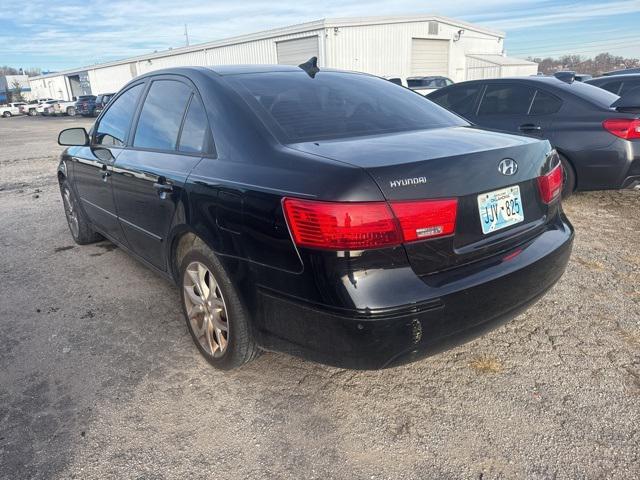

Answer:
[325,21,503,81]
[465,56,501,80]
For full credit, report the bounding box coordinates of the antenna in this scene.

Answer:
[184,24,190,47]
[298,56,320,78]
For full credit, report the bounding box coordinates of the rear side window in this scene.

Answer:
[620,80,640,96]
[478,84,536,115]
[429,85,482,116]
[598,81,622,95]
[133,80,191,150]
[178,96,208,153]
[529,90,563,115]
[95,84,143,146]
[227,71,467,142]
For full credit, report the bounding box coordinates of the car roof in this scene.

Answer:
[587,73,640,83]
[440,76,619,108]
[206,64,304,75]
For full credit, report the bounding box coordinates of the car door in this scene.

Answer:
[71,83,145,242]
[111,76,211,270]
[474,83,541,136]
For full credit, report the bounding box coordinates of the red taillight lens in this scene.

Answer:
[390,199,457,242]
[537,163,563,204]
[282,197,458,250]
[603,118,640,140]
[282,198,400,250]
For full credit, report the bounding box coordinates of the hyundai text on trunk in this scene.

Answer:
[56,64,574,370]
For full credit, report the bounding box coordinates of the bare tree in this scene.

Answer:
[527,52,640,76]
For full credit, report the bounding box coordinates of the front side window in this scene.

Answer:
[478,84,536,116]
[133,80,192,150]
[429,84,482,117]
[227,71,467,142]
[95,84,143,146]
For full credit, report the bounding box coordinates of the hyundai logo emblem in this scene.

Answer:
[498,158,518,176]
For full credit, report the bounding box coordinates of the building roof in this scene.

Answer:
[466,54,536,66]
[30,15,504,80]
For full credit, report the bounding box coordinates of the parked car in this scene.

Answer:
[38,100,62,115]
[586,73,640,97]
[75,95,97,116]
[56,64,573,370]
[383,76,406,87]
[53,99,78,116]
[21,98,54,116]
[602,67,640,76]
[93,93,115,116]
[0,102,26,117]
[428,76,640,195]
[407,76,454,95]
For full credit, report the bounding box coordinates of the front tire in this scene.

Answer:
[28,109,37,116]
[67,107,76,116]
[559,154,576,199]
[2,112,10,118]
[179,243,259,370]
[59,178,102,244]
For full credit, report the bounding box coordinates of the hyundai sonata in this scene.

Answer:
[57,63,573,369]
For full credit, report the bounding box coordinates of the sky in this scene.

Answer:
[1,0,639,71]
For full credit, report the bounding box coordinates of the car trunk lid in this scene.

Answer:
[288,126,553,274]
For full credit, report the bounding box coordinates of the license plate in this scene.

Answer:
[478,185,524,234]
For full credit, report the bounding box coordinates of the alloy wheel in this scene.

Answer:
[62,185,80,238]
[183,261,229,357]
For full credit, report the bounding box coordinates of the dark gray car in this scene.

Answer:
[428,76,640,196]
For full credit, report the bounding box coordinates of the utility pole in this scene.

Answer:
[184,24,190,47]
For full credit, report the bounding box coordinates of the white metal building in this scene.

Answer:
[28,15,537,100]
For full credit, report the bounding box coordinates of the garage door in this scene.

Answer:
[411,39,450,76]
[276,36,319,65]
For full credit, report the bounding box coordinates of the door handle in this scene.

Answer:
[153,181,173,199]
[519,124,542,132]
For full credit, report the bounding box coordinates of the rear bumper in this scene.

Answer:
[257,215,573,369]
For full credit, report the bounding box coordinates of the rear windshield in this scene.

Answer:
[226,71,467,142]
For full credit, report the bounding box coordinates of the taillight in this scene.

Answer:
[389,199,457,242]
[282,197,457,250]
[603,118,640,140]
[537,163,563,204]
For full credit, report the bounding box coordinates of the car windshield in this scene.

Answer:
[226,71,467,142]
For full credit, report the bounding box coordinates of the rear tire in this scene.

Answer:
[67,107,76,116]
[59,178,103,245]
[179,241,260,370]
[559,154,576,199]
[28,109,37,116]
[2,112,10,118]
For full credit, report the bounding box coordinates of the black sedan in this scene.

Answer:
[428,76,640,196]
[57,64,573,370]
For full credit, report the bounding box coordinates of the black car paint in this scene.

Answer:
[428,77,640,191]
[59,66,573,369]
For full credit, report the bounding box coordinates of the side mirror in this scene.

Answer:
[58,127,89,146]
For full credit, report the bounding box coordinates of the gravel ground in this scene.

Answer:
[1,115,639,480]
